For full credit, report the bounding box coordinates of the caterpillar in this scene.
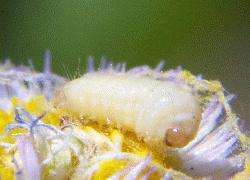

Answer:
[55,63,202,148]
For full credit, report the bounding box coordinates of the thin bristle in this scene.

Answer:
[155,60,165,72]
[62,63,74,80]
[72,58,82,79]
[100,57,108,71]
[114,63,122,72]
[120,63,127,73]
[226,94,236,104]
[87,56,95,72]
[107,62,114,71]
[44,49,51,74]
[27,58,35,72]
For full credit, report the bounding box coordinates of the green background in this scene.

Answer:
[0,1,249,128]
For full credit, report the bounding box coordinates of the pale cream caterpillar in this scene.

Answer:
[55,61,202,148]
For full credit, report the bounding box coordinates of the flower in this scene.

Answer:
[0,51,249,179]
